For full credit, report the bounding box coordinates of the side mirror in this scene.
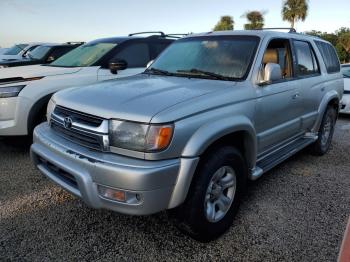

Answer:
[47,56,55,62]
[262,63,282,84]
[109,59,127,74]
[146,60,154,68]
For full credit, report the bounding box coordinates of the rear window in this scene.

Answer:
[315,41,340,74]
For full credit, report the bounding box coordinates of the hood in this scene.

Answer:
[54,74,233,123]
[0,65,82,81]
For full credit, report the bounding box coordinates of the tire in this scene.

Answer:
[168,146,247,242]
[309,105,337,156]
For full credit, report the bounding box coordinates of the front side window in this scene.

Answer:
[315,41,340,73]
[294,40,319,76]
[147,36,259,80]
[50,42,117,67]
[342,66,350,78]
[260,38,293,82]
[4,44,28,55]
[29,46,52,60]
[114,43,150,68]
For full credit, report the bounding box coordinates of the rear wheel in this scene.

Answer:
[309,105,337,156]
[168,146,247,242]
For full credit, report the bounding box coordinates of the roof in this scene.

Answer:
[184,30,328,43]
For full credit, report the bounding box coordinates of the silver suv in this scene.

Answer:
[31,30,344,242]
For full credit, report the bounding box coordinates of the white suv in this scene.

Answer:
[340,64,350,114]
[0,32,175,138]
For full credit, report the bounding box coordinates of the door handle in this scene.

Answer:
[292,93,300,99]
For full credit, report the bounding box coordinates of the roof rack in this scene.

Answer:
[66,41,85,45]
[258,28,297,33]
[164,34,188,39]
[128,31,165,37]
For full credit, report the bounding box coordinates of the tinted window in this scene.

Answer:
[48,47,76,61]
[4,44,28,55]
[294,40,319,76]
[114,43,150,67]
[50,43,117,67]
[315,41,340,73]
[29,46,52,60]
[149,36,259,80]
[151,42,170,59]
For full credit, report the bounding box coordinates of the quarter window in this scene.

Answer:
[294,40,319,76]
[114,43,150,68]
[315,41,340,73]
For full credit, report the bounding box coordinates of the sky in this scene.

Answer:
[0,0,349,47]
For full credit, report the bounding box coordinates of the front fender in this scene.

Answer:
[182,115,257,169]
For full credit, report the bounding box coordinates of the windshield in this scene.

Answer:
[4,44,28,55]
[29,46,51,60]
[50,42,117,67]
[342,66,350,78]
[147,36,259,80]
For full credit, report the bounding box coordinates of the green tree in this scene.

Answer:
[213,16,234,31]
[336,27,350,63]
[282,0,308,28]
[243,11,265,30]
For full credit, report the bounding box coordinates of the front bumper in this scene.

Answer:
[0,96,32,136]
[30,123,199,215]
[340,94,350,114]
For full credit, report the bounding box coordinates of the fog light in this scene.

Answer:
[97,185,142,204]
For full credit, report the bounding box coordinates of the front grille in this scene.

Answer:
[50,106,108,151]
[51,121,102,150]
[38,157,78,189]
[54,106,103,127]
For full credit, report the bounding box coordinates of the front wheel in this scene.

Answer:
[309,105,337,156]
[168,146,247,242]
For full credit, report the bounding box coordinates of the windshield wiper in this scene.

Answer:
[176,68,234,81]
[144,67,174,76]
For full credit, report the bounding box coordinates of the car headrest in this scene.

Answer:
[263,49,278,64]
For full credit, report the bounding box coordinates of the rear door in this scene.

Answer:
[289,39,323,131]
[97,41,151,80]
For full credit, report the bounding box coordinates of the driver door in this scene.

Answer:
[255,38,303,154]
[97,42,150,81]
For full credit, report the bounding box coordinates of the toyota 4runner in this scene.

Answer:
[31,29,344,242]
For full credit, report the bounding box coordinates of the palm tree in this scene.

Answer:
[242,11,266,30]
[213,16,234,31]
[282,0,308,28]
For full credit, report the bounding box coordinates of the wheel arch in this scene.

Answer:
[312,90,340,132]
[27,93,54,134]
[182,116,257,169]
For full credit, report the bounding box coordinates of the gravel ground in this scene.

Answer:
[1,117,350,261]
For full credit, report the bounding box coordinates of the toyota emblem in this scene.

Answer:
[63,117,73,129]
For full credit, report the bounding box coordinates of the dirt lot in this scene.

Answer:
[1,117,349,261]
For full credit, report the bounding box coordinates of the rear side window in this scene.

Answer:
[293,40,319,76]
[48,47,76,61]
[114,43,150,67]
[315,41,340,73]
[151,42,170,59]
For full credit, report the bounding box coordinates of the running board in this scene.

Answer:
[250,135,317,180]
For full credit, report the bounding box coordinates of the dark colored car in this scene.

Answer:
[0,42,84,68]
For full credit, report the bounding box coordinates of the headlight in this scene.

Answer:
[46,98,56,123]
[0,85,25,98]
[109,120,173,152]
